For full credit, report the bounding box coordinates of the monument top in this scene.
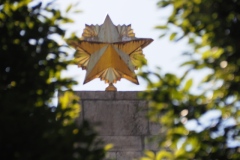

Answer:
[69,15,153,91]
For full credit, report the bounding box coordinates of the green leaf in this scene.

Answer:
[155,25,168,29]
[66,4,72,12]
[180,60,196,67]
[202,50,211,59]
[169,32,177,41]
[195,63,206,69]
[73,10,82,13]
[156,150,173,159]
[144,150,155,159]
[188,37,195,44]
[183,79,193,91]
[104,143,113,151]
[140,157,152,160]
[158,33,166,38]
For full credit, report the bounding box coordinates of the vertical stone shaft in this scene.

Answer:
[75,91,161,160]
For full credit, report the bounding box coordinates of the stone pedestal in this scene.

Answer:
[75,91,161,160]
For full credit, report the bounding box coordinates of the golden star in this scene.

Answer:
[69,15,153,91]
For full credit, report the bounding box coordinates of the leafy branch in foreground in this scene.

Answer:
[0,1,106,159]
[140,0,240,159]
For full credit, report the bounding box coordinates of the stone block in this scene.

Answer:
[100,136,142,151]
[83,100,148,136]
[71,91,166,159]
[116,151,142,160]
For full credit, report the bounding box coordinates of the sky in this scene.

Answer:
[51,0,190,91]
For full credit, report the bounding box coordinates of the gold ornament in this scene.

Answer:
[69,15,153,91]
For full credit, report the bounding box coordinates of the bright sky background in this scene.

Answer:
[52,0,190,91]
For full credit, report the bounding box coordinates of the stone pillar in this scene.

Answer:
[75,91,161,160]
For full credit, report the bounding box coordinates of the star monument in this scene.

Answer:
[69,15,153,91]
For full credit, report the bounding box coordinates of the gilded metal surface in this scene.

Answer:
[69,15,153,90]
[105,83,117,91]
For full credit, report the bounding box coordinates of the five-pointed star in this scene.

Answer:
[69,15,153,85]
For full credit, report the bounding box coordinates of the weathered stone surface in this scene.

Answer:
[104,152,116,160]
[100,136,142,151]
[83,100,148,136]
[149,122,162,135]
[116,151,142,160]
[113,91,140,100]
[73,91,163,160]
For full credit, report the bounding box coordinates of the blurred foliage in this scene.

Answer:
[140,0,240,159]
[0,0,106,159]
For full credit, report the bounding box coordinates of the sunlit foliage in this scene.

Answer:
[0,0,106,159]
[140,0,240,159]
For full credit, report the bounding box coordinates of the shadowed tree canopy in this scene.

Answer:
[0,0,106,159]
[140,0,240,159]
